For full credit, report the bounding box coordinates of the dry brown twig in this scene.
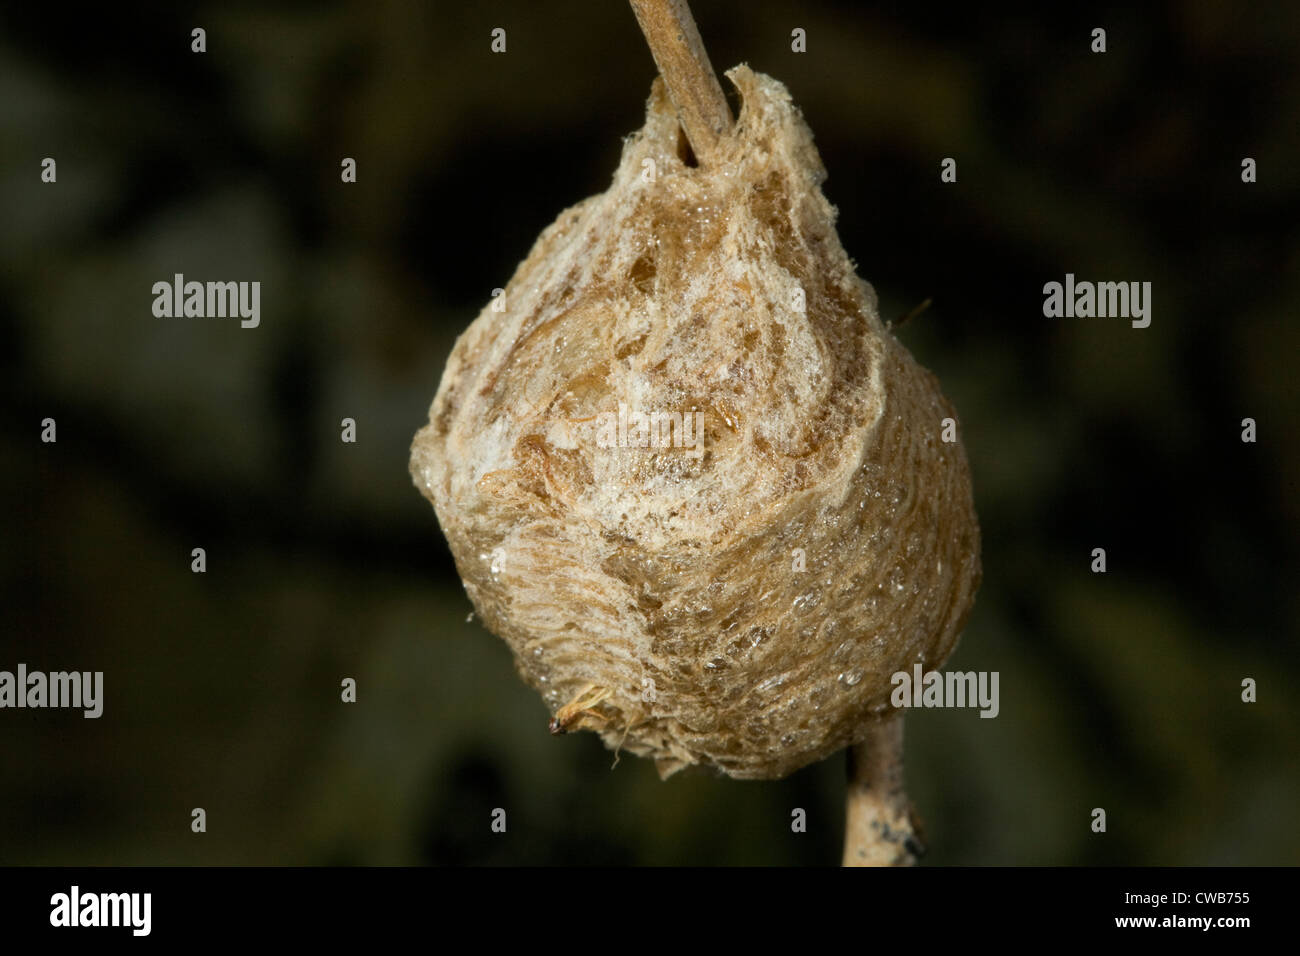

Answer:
[627,0,734,165]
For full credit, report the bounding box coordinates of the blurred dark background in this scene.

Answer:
[2,1,1297,865]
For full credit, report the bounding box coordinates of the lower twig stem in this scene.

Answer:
[843,716,923,867]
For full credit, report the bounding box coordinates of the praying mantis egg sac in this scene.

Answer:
[410,65,980,780]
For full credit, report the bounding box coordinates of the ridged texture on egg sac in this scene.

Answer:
[410,65,980,780]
